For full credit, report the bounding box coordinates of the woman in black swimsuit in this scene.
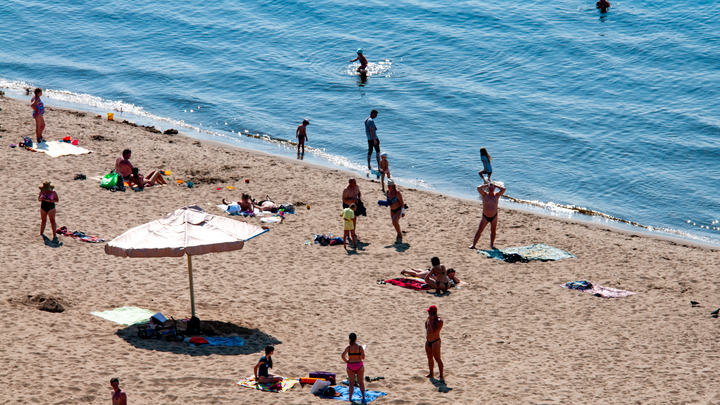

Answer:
[38,181,59,241]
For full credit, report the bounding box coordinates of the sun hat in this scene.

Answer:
[426,305,437,313]
[38,181,54,192]
[357,48,364,54]
[387,179,395,186]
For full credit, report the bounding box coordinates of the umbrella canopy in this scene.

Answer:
[105,205,268,318]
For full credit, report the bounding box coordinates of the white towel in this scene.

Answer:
[34,141,91,157]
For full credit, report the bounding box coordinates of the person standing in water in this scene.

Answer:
[478,148,492,183]
[596,0,610,12]
[296,119,309,159]
[364,110,381,170]
[350,48,368,73]
[425,305,444,380]
[30,88,46,143]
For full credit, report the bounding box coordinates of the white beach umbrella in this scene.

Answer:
[105,205,268,318]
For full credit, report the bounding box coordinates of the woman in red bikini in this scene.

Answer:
[341,332,366,403]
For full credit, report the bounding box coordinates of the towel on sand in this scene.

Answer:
[34,141,91,157]
[217,204,272,216]
[56,226,106,243]
[236,376,298,392]
[91,307,154,325]
[185,336,245,347]
[560,280,636,298]
[385,277,430,291]
[480,243,575,261]
[332,385,387,403]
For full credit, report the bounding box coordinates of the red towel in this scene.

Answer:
[385,278,430,291]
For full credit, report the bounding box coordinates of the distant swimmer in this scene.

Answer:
[296,118,309,159]
[350,48,368,73]
[596,0,610,12]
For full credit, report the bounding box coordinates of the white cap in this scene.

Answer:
[381,152,388,157]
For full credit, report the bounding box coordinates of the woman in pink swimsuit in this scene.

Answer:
[30,88,46,143]
[341,332,366,403]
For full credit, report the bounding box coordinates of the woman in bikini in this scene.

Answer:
[30,88,46,143]
[254,345,284,386]
[38,181,59,241]
[386,179,404,243]
[341,332,366,403]
[128,168,167,189]
[402,267,461,288]
[425,305,444,379]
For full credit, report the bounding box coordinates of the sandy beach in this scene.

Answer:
[1,95,719,404]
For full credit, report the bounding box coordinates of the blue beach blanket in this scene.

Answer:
[332,386,387,403]
[185,336,245,347]
[479,243,575,261]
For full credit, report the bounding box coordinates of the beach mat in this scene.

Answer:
[384,277,468,291]
[34,141,91,157]
[91,307,154,325]
[561,280,636,298]
[236,376,298,392]
[332,385,387,403]
[480,243,575,261]
[185,336,245,347]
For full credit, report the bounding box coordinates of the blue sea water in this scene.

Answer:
[1,0,719,244]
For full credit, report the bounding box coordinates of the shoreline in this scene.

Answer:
[4,91,718,249]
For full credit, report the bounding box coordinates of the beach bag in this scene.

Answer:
[310,379,331,395]
[309,372,336,385]
[503,252,529,263]
[355,200,367,217]
[281,203,295,214]
[319,386,336,398]
[100,172,121,189]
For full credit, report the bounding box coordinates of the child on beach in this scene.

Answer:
[38,181,59,241]
[30,88,46,143]
[296,119,309,159]
[478,148,492,183]
[254,345,284,386]
[350,48,368,73]
[379,152,391,192]
[342,203,358,248]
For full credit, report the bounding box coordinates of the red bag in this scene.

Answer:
[188,337,209,345]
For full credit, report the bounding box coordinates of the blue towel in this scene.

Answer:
[332,385,386,403]
[479,243,575,261]
[186,336,245,347]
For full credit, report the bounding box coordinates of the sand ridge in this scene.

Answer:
[1,96,719,404]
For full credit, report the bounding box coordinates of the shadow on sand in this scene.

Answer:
[384,242,410,252]
[430,378,453,393]
[116,320,281,356]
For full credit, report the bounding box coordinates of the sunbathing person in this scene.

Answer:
[254,345,284,385]
[255,200,281,213]
[128,168,167,188]
[402,268,460,288]
[222,194,254,213]
[424,257,451,294]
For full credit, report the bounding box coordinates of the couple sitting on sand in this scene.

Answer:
[114,149,167,189]
[222,194,282,214]
[402,257,460,294]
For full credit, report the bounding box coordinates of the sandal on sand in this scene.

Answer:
[376,280,386,285]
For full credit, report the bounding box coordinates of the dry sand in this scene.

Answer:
[1,95,719,404]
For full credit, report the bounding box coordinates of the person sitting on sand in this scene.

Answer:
[425,305,444,380]
[423,257,451,294]
[115,149,134,181]
[341,332,366,403]
[223,194,254,213]
[401,267,461,288]
[254,345,284,385]
[110,377,127,405]
[350,48,368,73]
[379,152,391,192]
[128,167,167,189]
[469,182,506,250]
[38,181,59,241]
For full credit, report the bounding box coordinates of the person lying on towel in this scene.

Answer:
[128,167,167,189]
[223,194,254,213]
[401,266,461,292]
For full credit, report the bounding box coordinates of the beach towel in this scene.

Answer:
[34,141,90,157]
[331,385,387,403]
[260,215,283,223]
[385,277,431,291]
[560,280,636,298]
[56,226,106,243]
[91,307,154,325]
[217,204,267,217]
[480,244,575,262]
[185,336,245,347]
[236,376,298,393]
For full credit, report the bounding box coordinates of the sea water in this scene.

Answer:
[1,0,718,245]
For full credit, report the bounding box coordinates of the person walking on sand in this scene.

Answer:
[350,48,368,73]
[342,203,358,249]
[296,119,309,159]
[379,152,391,192]
[386,179,404,243]
[469,182,506,250]
[364,110,381,170]
[38,181,59,241]
[343,178,366,234]
[478,148,492,183]
[110,377,127,405]
[342,332,366,403]
[254,345,284,385]
[425,305,444,380]
[30,88,46,143]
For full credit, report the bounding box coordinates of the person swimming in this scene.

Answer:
[350,48,368,73]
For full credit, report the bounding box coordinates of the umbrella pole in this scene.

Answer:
[187,255,196,318]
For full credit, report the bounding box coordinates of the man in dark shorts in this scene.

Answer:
[469,182,506,250]
[342,178,366,235]
[365,110,380,170]
[114,149,133,182]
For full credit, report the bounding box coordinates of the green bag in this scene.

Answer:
[100,172,121,189]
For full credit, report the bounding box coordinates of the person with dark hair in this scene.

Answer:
[296,119,309,159]
[30,88,46,143]
[341,332,366,403]
[110,377,127,405]
[342,203,358,249]
[478,148,492,183]
[424,257,451,294]
[402,268,461,288]
[386,179,404,243]
[223,193,254,213]
[425,305,444,380]
[115,149,133,181]
[364,110,380,170]
[38,181,59,241]
[254,345,284,385]
[128,167,167,189]
[343,178,366,235]
[597,0,610,12]
[469,182,506,250]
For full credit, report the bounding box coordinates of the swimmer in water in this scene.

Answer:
[350,48,368,73]
[596,0,610,12]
